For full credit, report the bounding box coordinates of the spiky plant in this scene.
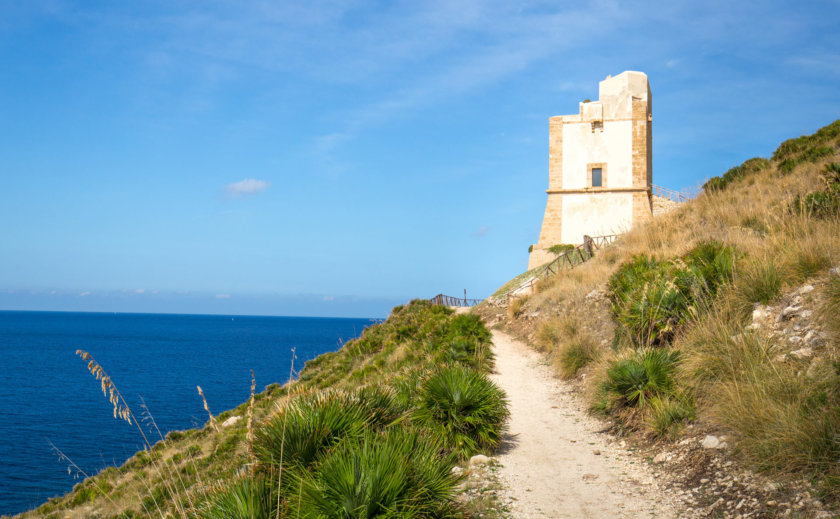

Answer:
[413,365,509,459]
[601,349,680,409]
[294,428,460,518]
[253,391,369,472]
[352,385,405,430]
[197,474,278,519]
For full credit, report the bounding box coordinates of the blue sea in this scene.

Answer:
[0,311,373,516]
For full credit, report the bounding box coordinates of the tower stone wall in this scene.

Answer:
[528,71,653,269]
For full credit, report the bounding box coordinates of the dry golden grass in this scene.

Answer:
[493,142,840,487]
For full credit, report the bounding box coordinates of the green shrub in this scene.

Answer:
[647,394,695,437]
[254,391,368,470]
[608,242,734,346]
[198,474,277,519]
[773,120,840,162]
[390,367,428,409]
[294,428,460,518]
[791,188,840,219]
[558,338,598,379]
[352,385,405,429]
[548,243,575,255]
[446,313,492,346]
[414,365,509,459]
[703,157,770,192]
[600,349,680,410]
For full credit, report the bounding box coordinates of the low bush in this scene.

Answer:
[294,428,460,518]
[598,349,680,410]
[608,241,735,346]
[703,157,770,192]
[548,243,575,255]
[557,338,598,379]
[647,394,695,438]
[791,189,840,218]
[254,391,369,471]
[773,120,840,163]
[414,365,509,459]
[198,474,277,519]
[353,385,405,430]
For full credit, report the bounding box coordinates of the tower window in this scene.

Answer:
[591,168,602,187]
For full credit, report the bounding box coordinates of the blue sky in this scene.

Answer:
[1,1,839,317]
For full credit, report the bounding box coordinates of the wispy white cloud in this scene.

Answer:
[79,291,91,297]
[475,226,489,237]
[322,295,335,301]
[225,178,269,196]
[215,293,231,299]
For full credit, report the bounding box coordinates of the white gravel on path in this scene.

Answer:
[489,330,682,519]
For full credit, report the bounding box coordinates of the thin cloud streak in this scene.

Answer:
[225,178,269,196]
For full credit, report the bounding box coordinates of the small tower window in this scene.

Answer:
[591,168,603,187]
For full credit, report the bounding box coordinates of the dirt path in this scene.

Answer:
[489,330,681,518]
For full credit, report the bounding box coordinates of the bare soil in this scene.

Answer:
[489,330,681,518]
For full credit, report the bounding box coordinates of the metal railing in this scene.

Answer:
[429,293,483,307]
[511,234,619,297]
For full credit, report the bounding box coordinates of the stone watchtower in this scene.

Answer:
[528,71,653,269]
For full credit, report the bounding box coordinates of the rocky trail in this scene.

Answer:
[489,330,681,518]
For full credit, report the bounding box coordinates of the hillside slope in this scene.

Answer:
[14,301,509,518]
[478,119,840,518]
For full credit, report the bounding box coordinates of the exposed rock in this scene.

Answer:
[221,415,241,428]
[469,454,491,467]
[652,452,668,464]
[799,285,815,295]
[780,305,801,320]
[701,435,720,449]
[789,347,814,359]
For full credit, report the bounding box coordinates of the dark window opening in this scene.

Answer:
[592,168,602,187]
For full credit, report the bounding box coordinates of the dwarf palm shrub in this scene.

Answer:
[294,428,460,518]
[254,391,368,471]
[198,474,277,519]
[608,242,734,346]
[446,313,492,345]
[600,349,679,410]
[436,337,495,371]
[352,385,405,430]
[414,365,509,459]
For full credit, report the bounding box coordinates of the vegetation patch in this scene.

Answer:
[607,241,735,347]
[703,157,770,192]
